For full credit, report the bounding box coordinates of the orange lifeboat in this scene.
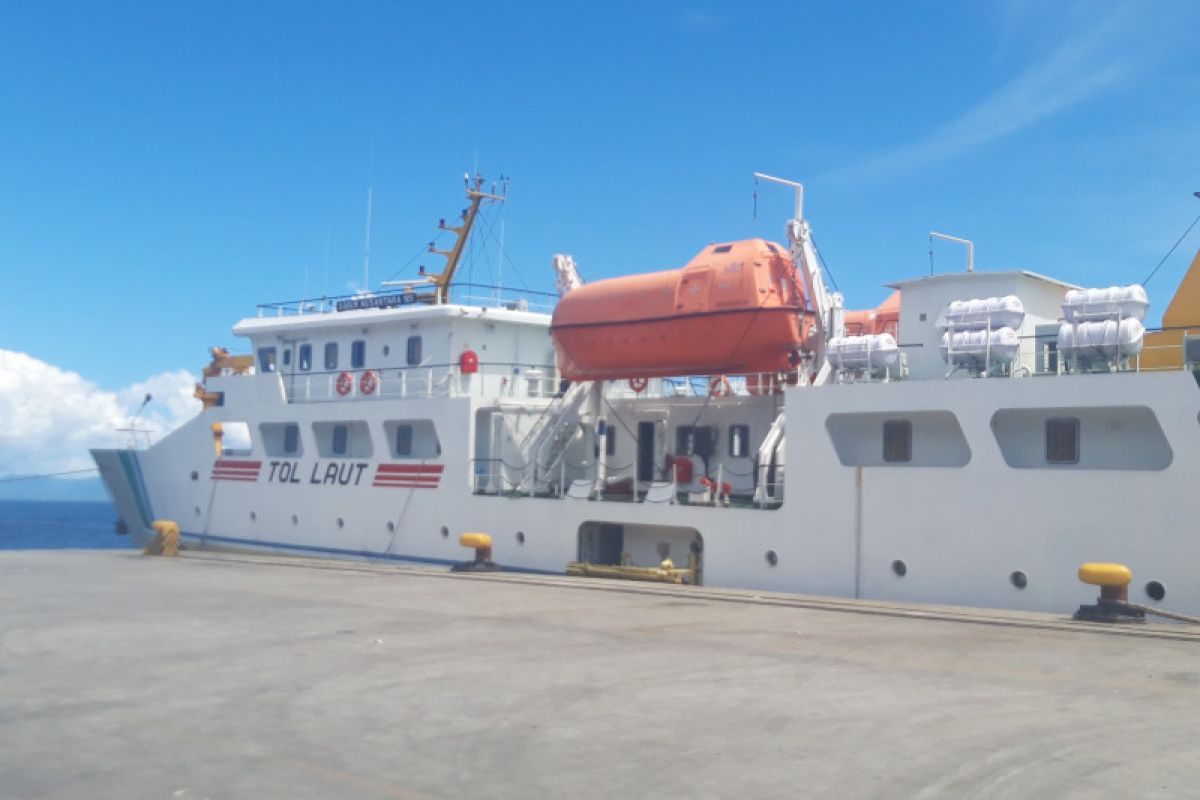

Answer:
[551,239,812,381]
[844,290,901,338]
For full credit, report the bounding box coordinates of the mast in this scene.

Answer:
[427,173,507,304]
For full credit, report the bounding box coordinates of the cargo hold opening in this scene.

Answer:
[577,521,703,584]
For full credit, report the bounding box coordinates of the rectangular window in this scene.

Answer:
[882,420,912,463]
[605,426,617,457]
[406,335,422,366]
[332,424,348,456]
[324,342,338,371]
[257,347,277,373]
[351,340,366,369]
[675,426,714,458]
[219,421,252,456]
[1046,417,1079,464]
[395,424,413,456]
[282,348,292,367]
[298,344,312,371]
[729,424,750,458]
[283,424,299,455]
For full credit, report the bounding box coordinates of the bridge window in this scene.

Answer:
[298,344,312,371]
[729,424,749,458]
[883,420,912,463]
[407,336,422,366]
[1045,418,1079,465]
[257,347,277,373]
[324,342,338,370]
[351,340,366,369]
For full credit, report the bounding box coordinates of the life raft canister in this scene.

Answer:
[336,371,354,396]
[359,369,379,396]
[460,349,479,374]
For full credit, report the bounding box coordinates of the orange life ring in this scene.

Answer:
[336,371,353,396]
[708,376,732,397]
[359,369,379,396]
[628,377,648,393]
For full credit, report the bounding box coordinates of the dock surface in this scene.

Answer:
[2,549,1198,799]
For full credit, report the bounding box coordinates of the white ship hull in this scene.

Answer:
[94,366,1200,617]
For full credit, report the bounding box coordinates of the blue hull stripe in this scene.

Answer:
[179,531,557,575]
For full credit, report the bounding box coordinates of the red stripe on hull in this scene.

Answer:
[373,482,439,489]
[376,464,444,474]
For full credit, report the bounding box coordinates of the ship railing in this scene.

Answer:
[281,362,560,403]
[1018,325,1200,376]
[600,370,804,400]
[469,457,783,509]
[254,283,556,317]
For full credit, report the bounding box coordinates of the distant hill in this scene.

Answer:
[0,477,109,503]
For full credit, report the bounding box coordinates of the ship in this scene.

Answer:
[92,172,1200,617]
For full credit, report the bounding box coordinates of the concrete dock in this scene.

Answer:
[2,550,1198,799]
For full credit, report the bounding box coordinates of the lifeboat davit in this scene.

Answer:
[551,239,812,381]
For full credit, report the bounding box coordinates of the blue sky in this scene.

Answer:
[1,1,1199,458]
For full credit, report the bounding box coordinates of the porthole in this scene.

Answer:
[516,531,526,545]
[440,526,449,538]
[291,514,299,525]
[386,521,395,533]
[1010,570,1027,590]
[190,470,199,481]
[891,559,907,577]
[250,511,257,522]
[1145,580,1166,602]
[336,517,344,529]
[765,549,778,567]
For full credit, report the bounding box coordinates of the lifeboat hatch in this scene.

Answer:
[577,522,703,585]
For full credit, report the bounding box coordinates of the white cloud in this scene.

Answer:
[824,5,1138,184]
[0,350,198,478]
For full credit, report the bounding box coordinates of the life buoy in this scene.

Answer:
[359,369,379,396]
[708,376,732,397]
[628,377,648,393]
[336,371,353,396]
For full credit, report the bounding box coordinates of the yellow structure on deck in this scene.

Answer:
[145,520,180,557]
[1140,247,1200,370]
[567,556,699,585]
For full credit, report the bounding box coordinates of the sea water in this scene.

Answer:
[0,500,134,550]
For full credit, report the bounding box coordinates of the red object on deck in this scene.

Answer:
[551,239,812,381]
[459,349,479,374]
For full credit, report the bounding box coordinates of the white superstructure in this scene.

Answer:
[93,176,1200,617]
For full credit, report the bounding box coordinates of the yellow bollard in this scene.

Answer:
[452,532,498,571]
[145,520,180,557]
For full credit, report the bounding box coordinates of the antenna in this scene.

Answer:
[929,231,974,273]
[362,187,374,291]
